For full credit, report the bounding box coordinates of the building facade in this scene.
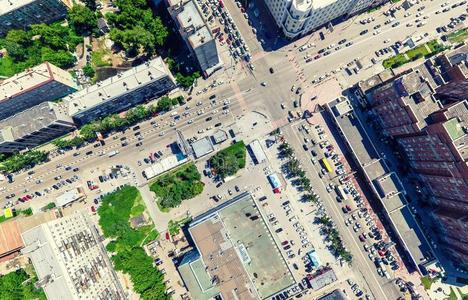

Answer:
[0,0,70,36]
[64,57,176,125]
[264,0,387,39]
[167,0,222,76]
[368,68,442,138]
[0,101,75,153]
[0,62,78,121]
[21,212,125,300]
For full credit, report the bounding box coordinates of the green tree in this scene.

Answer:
[80,123,99,140]
[82,63,95,78]
[156,96,173,112]
[68,4,98,36]
[82,0,97,10]
[41,48,75,68]
[5,29,32,47]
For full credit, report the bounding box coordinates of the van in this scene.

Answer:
[170,111,178,117]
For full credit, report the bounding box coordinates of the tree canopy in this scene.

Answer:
[150,164,204,209]
[68,4,98,36]
[0,269,46,300]
[105,0,168,54]
[209,142,246,179]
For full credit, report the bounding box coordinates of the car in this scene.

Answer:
[302,144,308,151]
[296,87,302,94]
[342,207,349,213]
[283,245,291,250]
[360,29,368,35]
[275,228,283,233]
[261,82,267,86]
[235,185,240,192]
[269,67,274,74]
[72,167,79,172]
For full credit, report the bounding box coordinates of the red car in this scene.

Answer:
[281,240,289,246]
[25,194,32,200]
[91,206,96,213]
[345,204,352,212]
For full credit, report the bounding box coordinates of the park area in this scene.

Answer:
[0,267,45,300]
[209,141,246,179]
[447,28,468,44]
[149,163,204,211]
[97,185,168,300]
[383,40,446,69]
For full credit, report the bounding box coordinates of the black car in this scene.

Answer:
[65,166,72,171]
[86,151,93,155]
[73,167,79,172]
[136,142,143,147]
[133,125,140,131]
[209,95,216,99]
[360,29,368,35]
[27,170,35,175]
[206,116,213,121]
[214,122,222,127]
[94,198,99,205]
[269,67,274,74]
[275,228,283,233]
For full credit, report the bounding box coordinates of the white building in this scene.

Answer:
[64,57,176,125]
[167,0,223,77]
[0,0,70,36]
[0,61,77,121]
[21,212,125,300]
[265,0,387,39]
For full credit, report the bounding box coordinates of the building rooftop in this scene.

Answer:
[389,206,431,265]
[191,137,214,158]
[358,69,396,93]
[55,187,85,207]
[0,62,76,103]
[65,57,172,116]
[326,97,434,273]
[188,26,213,48]
[182,193,295,299]
[317,289,349,300]
[0,0,50,14]
[309,267,337,290]
[0,102,72,143]
[0,219,23,258]
[21,212,124,300]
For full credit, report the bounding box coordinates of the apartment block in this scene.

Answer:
[436,44,468,82]
[435,80,468,102]
[167,0,222,76]
[431,207,468,269]
[0,102,75,153]
[0,62,78,121]
[368,67,442,138]
[264,0,387,39]
[21,211,125,300]
[0,0,70,36]
[64,57,176,125]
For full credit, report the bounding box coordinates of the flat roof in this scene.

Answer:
[0,102,72,143]
[327,97,433,271]
[248,140,267,164]
[317,289,349,300]
[0,0,53,14]
[0,219,23,257]
[21,212,124,300]
[389,207,430,265]
[191,137,214,158]
[373,172,404,199]
[0,62,76,102]
[187,193,295,299]
[65,57,172,116]
[359,69,396,93]
[331,107,379,166]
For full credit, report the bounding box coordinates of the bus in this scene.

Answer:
[320,158,333,173]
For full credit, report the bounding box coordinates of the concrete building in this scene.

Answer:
[21,211,125,300]
[167,0,222,76]
[367,68,443,138]
[435,80,468,102]
[397,100,468,268]
[436,44,468,82]
[0,101,75,153]
[64,57,175,125]
[326,97,439,275]
[0,0,70,36]
[264,0,387,39]
[0,62,77,121]
[177,193,296,300]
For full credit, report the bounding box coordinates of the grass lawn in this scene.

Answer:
[447,27,468,44]
[97,186,167,299]
[421,276,436,290]
[209,141,246,179]
[91,49,112,67]
[150,163,203,210]
[0,56,17,77]
[383,40,444,69]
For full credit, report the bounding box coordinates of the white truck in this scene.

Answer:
[108,150,119,157]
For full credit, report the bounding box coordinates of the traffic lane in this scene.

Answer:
[1,85,268,204]
[281,125,393,300]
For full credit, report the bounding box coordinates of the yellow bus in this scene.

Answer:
[321,158,333,173]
